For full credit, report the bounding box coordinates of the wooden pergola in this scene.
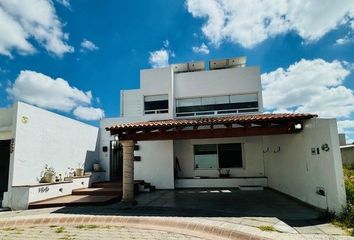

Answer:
[106,113,317,205]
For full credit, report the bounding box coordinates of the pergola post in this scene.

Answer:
[120,139,136,206]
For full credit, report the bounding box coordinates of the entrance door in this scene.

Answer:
[110,141,123,181]
[0,140,11,199]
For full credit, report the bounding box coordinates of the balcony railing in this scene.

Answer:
[144,109,169,115]
[175,107,259,117]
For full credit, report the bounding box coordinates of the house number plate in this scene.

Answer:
[38,187,49,193]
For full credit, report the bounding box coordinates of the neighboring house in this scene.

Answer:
[0,102,101,210]
[338,133,354,166]
[341,144,354,166]
[102,57,346,213]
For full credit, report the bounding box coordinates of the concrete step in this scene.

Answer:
[72,188,122,196]
[91,181,122,188]
[28,194,121,209]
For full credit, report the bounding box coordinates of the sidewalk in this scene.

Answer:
[0,206,352,240]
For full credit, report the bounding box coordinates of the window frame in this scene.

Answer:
[176,93,259,117]
[143,94,169,115]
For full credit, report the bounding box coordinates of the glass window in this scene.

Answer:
[194,144,218,169]
[194,143,243,170]
[176,98,201,107]
[145,95,168,102]
[218,143,243,168]
[144,94,168,114]
[176,93,258,116]
[230,93,257,103]
[201,96,229,105]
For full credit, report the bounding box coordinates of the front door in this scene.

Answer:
[110,141,123,181]
[0,140,11,199]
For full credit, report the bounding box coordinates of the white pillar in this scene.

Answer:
[120,140,136,206]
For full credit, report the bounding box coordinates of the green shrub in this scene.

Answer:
[336,165,354,236]
[346,180,354,205]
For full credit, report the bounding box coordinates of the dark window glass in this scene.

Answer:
[194,144,217,155]
[218,143,243,168]
[176,102,258,113]
[144,100,168,111]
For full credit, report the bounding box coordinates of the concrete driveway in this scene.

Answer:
[0,188,351,239]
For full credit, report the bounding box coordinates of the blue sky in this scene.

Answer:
[0,0,354,142]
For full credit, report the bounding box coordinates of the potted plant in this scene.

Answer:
[218,168,230,178]
[39,165,56,183]
[75,163,85,177]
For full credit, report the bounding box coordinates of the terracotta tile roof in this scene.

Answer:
[106,113,317,131]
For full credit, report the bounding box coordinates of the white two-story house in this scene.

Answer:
[101,57,346,213]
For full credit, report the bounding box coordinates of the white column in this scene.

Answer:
[120,140,136,205]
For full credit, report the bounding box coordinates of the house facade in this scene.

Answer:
[0,56,347,213]
[101,57,347,213]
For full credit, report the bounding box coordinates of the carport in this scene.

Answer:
[106,113,316,206]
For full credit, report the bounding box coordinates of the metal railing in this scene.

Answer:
[175,107,259,117]
[144,109,169,115]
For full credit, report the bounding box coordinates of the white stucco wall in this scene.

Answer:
[121,89,143,117]
[10,102,99,186]
[264,118,346,213]
[101,113,175,189]
[174,66,263,112]
[174,137,265,178]
[134,140,174,189]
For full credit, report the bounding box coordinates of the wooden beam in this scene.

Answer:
[117,124,296,141]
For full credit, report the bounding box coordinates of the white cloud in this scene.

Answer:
[192,43,210,54]
[7,70,104,121]
[262,58,354,143]
[0,0,73,57]
[163,40,169,48]
[186,0,354,48]
[80,39,99,52]
[149,50,169,68]
[261,59,354,118]
[338,120,354,134]
[55,0,70,9]
[338,120,354,144]
[73,106,104,121]
[335,33,353,45]
[148,40,174,68]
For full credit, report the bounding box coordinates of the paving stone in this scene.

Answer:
[273,221,298,234]
[295,226,326,234]
[316,224,348,235]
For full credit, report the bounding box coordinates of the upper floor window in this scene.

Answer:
[144,94,168,114]
[176,93,258,117]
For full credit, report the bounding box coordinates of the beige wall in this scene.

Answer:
[341,145,354,165]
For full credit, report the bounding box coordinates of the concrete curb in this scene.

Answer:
[0,215,271,240]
